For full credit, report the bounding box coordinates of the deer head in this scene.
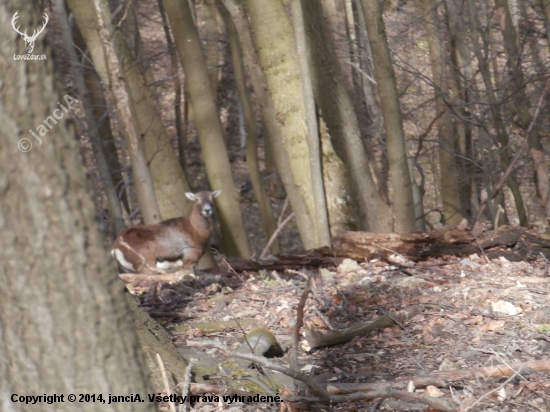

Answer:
[12,11,49,54]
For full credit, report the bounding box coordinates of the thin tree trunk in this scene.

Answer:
[444,0,473,218]
[423,0,463,225]
[217,0,279,253]
[353,0,390,204]
[57,0,125,237]
[289,0,331,246]
[163,0,251,257]
[158,0,189,183]
[0,2,155,409]
[467,0,528,226]
[319,116,358,235]
[203,0,221,92]
[360,0,416,232]
[541,0,550,52]
[94,0,161,224]
[320,0,354,88]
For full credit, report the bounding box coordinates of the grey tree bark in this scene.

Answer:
[360,0,417,232]
[289,0,331,246]
[0,2,155,410]
[302,0,391,232]
[56,0,125,237]
[496,0,550,222]
[163,0,251,257]
[94,0,161,224]
[217,0,279,253]
[67,0,194,223]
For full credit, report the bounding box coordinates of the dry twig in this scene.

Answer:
[202,340,330,401]
[289,275,311,369]
[156,353,176,412]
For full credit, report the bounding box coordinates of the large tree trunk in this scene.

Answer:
[218,0,279,253]
[360,0,417,232]
[423,0,463,225]
[0,2,155,410]
[162,0,251,257]
[242,0,323,249]
[222,0,319,249]
[302,0,391,232]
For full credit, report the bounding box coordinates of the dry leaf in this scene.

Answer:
[481,319,506,331]
[426,385,444,397]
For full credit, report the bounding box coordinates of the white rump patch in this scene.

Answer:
[156,259,184,272]
[113,248,135,272]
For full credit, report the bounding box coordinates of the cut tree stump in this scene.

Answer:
[226,226,550,271]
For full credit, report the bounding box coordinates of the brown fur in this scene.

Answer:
[111,191,220,273]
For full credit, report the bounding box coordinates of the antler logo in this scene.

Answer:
[12,10,49,54]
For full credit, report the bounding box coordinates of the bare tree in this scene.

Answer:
[162,0,251,257]
[422,0,463,225]
[360,0,417,232]
[217,0,279,253]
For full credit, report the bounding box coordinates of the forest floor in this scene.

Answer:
[128,247,550,412]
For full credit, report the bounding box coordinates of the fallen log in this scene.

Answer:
[332,226,550,262]
[225,226,550,271]
[303,307,420,350]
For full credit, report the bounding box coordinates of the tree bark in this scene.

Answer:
[67,0,194,223]
[0,3,155,409]
[289,0,331,247]
[243,0,321,249]
[217,0,279,253]
[302,0,391,232]
[158,0,189,184]
[203,0,222,92]
[222,0,319,249]
[57,0,125,237]
[360,0,417,232]
[163,0,251,257]
[444,0,473,218]
[94,0,162,224]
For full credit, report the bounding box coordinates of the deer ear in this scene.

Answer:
[212,190,221,199]
[185,192,197,201]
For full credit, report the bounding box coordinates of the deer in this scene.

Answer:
[111,190,221,274]
[12,11,49,54]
